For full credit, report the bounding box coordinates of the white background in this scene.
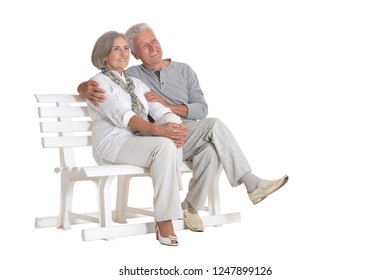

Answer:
[1,0,389,279]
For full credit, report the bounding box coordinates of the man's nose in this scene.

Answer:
[147,43,155,51]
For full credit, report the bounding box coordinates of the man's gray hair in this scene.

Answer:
[125,23,154,52]
[91,31,126,69]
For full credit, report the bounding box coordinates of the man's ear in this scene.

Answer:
[131,51,140,60]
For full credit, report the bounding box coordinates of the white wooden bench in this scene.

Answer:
[34,94,241,241]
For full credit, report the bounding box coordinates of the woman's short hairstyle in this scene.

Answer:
[91,31,126,69]
[125,23,154,52]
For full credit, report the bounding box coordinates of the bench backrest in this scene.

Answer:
[35,94,93,168]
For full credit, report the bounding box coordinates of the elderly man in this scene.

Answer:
[78,23,288,232]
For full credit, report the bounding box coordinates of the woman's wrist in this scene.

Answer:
[152,124,161,136]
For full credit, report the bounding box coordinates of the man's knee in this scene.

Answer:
[202,117,225,131]
[205,117,220,124]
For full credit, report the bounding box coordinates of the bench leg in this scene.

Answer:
[58,175,74,230]
[208,165,223,216]
[96,176,115,228]
[114,175,132,223]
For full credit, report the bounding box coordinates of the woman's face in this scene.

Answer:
[104,37,129,73]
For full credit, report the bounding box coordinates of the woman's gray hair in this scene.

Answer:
[91,31,126,69]
[125,23,154,52]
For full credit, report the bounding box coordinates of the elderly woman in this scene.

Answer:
[88,31,187,246]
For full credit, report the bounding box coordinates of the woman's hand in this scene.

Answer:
[128,115,188,148]
[155,123,188,148]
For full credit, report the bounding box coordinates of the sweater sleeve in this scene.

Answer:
[183,65,208,120]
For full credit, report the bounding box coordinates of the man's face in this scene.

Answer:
[132,29,163,69]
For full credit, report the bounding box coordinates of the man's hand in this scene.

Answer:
[145,91,189,117]
[77,80,106,106]
[145,91,168,106]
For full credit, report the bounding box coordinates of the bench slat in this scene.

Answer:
[40,121,93,133]
[35,94,85,103]
[38,107,89,118]
[42,136,92,148]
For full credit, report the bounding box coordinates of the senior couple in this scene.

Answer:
[80,23,288,246]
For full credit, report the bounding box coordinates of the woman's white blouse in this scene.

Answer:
[87,72,172,164]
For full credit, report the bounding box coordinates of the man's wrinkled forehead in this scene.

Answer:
[134,29,157,47]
